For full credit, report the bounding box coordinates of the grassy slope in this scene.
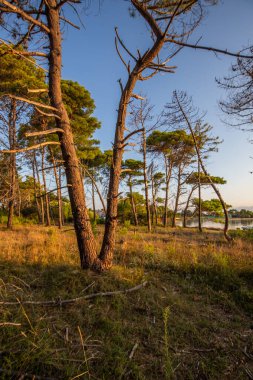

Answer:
[0,225,252,380]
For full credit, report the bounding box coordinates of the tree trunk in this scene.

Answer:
[49,148,62,229]
[99,7,166,269]
[197,159,202,232]
[46,2,97,267]
[34,152,44,225]
[177,98,231,241]
[172,166,182,228]
[129,176,138,226]
[32,156,42,224]
[81,165,106,214]
[7,99,17,229]
[142,128,151,232]
[183,185,196,228]
[92,179,96,222]
[41,147,51,226]
[163,156,172,227]
[150,168,158,226]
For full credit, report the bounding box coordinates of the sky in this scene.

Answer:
[61,0,253,209]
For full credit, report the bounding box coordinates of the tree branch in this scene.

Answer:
[0,0,50,33]
[165,38,253,59]
[0,282,148,306]
[0,142,60,154]
[25,128,64,137]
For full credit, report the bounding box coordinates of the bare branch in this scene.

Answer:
[25,128,64,137]
[0,0,50,33]
[0,282,148,306]
[59,15,80,29]
[1,95,58,112]
[36,185,72,198]
[0,142,60,154]
[34,107,61,119]
[165,38,253,59]
[115,27,138,62]
[122,128,144,143]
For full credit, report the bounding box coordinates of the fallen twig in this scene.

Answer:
[0,282,148,307]
[129,342,138,360]
[0,322,21,327]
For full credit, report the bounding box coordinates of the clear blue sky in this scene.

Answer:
[61,0,253,209]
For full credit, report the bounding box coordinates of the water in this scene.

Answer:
[176,217,253,230]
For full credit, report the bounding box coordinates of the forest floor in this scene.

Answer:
[0,224,252,380]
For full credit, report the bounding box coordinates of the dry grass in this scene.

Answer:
[0,224,252,379]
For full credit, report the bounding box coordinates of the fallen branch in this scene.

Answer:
[0,282,148,306]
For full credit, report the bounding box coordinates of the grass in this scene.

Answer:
[0,224,252,379]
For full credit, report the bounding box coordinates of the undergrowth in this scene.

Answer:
[0,225,252,379]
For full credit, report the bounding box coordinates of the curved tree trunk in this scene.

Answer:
[176,95,231,241]
[46,2,97,267]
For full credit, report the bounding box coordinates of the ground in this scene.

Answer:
[0,225,252,379]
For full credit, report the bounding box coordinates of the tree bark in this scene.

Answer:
[32,155,42,224]
[46,1,98,267]
[151,174,157,225]
[142,128,151,232]
[34,152,44,225]
[92,179,96,222]
[129,176,138,226]
[99,2,169,269]
[41,147,51,226]
[172,165,182,228]
[7,98,17,229]
[48,148,62,229]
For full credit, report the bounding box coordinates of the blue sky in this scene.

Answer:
[61,0,253,209]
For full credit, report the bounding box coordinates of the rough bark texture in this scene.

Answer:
[99,1,174,269]
[46,1,98,267]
